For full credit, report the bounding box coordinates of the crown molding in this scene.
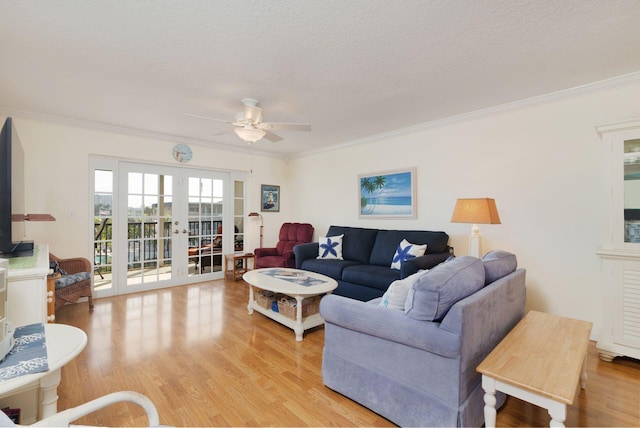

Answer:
[596,117,640,136]
[0,108,283,159]
[292,70,640,159]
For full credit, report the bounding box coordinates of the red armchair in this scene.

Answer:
[254,222,314,268]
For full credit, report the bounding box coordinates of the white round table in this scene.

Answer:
[0,324,87,423]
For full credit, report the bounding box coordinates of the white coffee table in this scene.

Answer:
[243,268,337,341]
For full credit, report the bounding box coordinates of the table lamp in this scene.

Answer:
[450,198,501,258]
[248,212,263,248]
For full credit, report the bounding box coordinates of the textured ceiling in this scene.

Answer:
[1,0,640,158]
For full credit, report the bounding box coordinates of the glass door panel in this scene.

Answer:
[126,172,174,287]
[93,169,114,293]
[234,180,245,253]
[188,176,224,276]
[624,139,640,243]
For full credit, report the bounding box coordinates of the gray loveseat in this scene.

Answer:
[293,225,452,301]
[319,251,526,427]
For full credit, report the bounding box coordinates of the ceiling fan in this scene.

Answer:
[185,98,311,143]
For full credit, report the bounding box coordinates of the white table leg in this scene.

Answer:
[38,368,61,420]
[548,401,567,427]
[294,295,304,342]
[247,285,254,314]
[482,375,497,428]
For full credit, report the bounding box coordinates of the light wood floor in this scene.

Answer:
[55,278,640,427]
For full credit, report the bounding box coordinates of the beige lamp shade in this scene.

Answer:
[450,198,501,225]
[451,198,501,258]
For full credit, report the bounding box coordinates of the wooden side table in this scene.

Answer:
[477,310,592,427]
[45,273,60,323]
[224,253,255,281]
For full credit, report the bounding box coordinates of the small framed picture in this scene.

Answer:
[261,184,280,212]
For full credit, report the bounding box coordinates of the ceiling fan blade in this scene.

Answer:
[184,113,232,124]
[267,123,312,132]
[263,131,284,143]
[244,104,262,122]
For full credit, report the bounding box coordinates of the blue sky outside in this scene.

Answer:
[361,171,412,198]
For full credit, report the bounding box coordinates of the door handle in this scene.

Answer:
[182,229,187,234]
[174,229,180,234]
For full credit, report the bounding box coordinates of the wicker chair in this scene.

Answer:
[49,253,94,311]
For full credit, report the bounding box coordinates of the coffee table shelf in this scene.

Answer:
[243,268,337,341]
[250,300,326,335]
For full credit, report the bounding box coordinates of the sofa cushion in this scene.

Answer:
[342,264,401,291]
[390,239,427,270]
[369,230,449,266]
[379,270,427,310]
[255,255,289,268]
[405,256,485,321]
[299,258,360,279]
[482,250,517,285]
[317,234,344,260]
[327,226,379,264]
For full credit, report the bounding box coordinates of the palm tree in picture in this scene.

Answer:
[360,175,386,214]
[360,177,374,213]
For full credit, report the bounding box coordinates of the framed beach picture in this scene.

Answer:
[359,168,416,218]
[261,184,280,212]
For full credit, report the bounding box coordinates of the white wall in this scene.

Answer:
[290,82,640,335]
[9,117,291,257]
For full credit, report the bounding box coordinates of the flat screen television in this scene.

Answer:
[0,117,33,258]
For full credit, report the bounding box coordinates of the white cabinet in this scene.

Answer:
[5,244,49,327]
[596,119,640,362]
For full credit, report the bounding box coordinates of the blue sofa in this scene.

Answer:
[293,225,452,301]
[319,251,526,427]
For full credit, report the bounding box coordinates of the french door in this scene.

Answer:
[92,159,245,297]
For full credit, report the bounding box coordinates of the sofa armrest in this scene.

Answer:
[401,252,451,278]
[293,242,319,268]
[255,247,278,257]
[319,294,460,358]
[440,268,526,374]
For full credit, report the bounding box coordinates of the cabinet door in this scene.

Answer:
[617,260,640,348]
[598,120,640,248]
[7,276,47,327]
[5,244,49,327]
[597,120,640,360]
[623,138,640,245]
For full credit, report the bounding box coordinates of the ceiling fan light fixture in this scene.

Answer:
[186,98,311,144]
[234,127,266,143]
